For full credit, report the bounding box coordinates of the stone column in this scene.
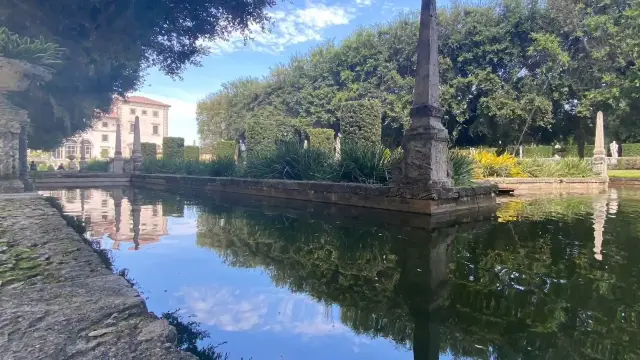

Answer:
[132,116,142,174]
[113,188,123,234]
[335,133,341,160]
[18,125,28,178]
[79,138,87,171]
[130,189,141,250]
[393,0,453,188]
[593,111,608,179]
[112,120,124,173]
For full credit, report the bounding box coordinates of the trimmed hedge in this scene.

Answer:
[214,140,236,159]
[184,145,200,161]
[141,142,157,159]
[609,157,640,170]
[162,137,184,160]
[339,100,382,145]
[246,118,277,155]
[308,128,334,154]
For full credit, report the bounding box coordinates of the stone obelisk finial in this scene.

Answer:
[592,111,607,178]
[112,120,124,173]
[393,0,453,188]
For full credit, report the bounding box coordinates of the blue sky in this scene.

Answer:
[134,0,418,145]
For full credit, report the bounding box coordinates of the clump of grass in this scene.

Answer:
[519,158,594,178]
[449,150,474,186]
[245,138,337,181]
[336,141,400,184]
[141,158,237,177]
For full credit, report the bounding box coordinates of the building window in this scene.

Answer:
[142,110,148,115]
[54,148,64,160]
[130,108,136,115]
[101,199,108,208]
[152,125,159,135]
[130,123,135,133]
[153,110,159,118]
[152,205,158,216]
[102,134,109,142]
[65,140,77,159]
[100,147,109,158]
[102,121,108,128]
[81,140,93,159]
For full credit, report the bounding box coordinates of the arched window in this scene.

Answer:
[65,139,78,159]
[81,139,93,159]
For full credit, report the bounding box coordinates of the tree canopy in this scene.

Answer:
[0,0,276,149]
[197,0,640,154]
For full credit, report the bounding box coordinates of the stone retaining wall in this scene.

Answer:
[132,174,496,215]
[31,172,131,188]
[491,177,608,196]
[0,194,195,359]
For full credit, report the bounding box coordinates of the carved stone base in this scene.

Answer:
[592,155,608,179]
[393,115,453,188]
[112,157,124,174]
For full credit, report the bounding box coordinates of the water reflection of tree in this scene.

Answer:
[194,201,640,360]
[162,309,236,360]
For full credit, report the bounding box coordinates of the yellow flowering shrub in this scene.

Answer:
[472,151,527,178]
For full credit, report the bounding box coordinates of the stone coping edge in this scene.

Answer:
[132,174,497,215]
[489,177,607,184]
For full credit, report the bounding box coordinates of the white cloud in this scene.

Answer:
[355,0,374,7]
[205,3,354,55]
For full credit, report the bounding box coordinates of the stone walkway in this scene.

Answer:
[0,194,195,359]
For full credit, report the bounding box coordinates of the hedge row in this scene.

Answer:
[459,143,640,158]
[184,145,200,161]
[308,128,335,154]
[141,142,157,159]
[162,137,184,160]
[214,140,237,159]
[339,100,382,145]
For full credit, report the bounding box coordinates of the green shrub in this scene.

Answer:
[245,138,336,181]
[308,128,334,154]
[47,164,55,171]
[84,159,110,172]
[184,145,200,161]
[609,157,640,170]
[246,118,277,155]
[336,141,399,184]
[162,137,185,160]
[449,151,474,186]
[339,100,382,145]
[215,140,237,159]
[523,146,553,158]
[141,142,157,159]
[36,163,49,171]
[141,157,237,177]
[0,28,64,67]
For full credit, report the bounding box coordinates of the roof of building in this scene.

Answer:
[123,96,171,107]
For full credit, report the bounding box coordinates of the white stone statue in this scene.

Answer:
[609,141,619,158]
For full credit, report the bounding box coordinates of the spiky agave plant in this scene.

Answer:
[0,28,64,69]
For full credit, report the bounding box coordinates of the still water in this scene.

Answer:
[41,187,640,360]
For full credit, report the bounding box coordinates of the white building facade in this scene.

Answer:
[51,96,170,160]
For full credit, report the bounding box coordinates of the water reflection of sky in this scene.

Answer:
[104,206,413,360]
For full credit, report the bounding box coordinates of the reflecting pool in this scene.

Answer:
[40,187,640,360]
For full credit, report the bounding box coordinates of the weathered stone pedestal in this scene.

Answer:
[592,111,608,180]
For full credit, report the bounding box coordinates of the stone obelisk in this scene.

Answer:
[112,120,124,173]
[592,111,607,179]
[393,0,453,188]
[132,116,142,174]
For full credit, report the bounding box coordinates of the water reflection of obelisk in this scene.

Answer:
[113,188,124,235]
[397,227,458,360]
[592,194,608,261]
[129,188,141,250]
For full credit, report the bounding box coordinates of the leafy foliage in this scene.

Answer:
[307,128,335,154]
[1,0,276,149]
[339,100,382,146]
[142,158,236,178]
[84,159,109,172]
[141,143,157,159]
[162,137,185,160]
[472,151,526,178]
[214,141,237,160]
[519,158,595,178]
